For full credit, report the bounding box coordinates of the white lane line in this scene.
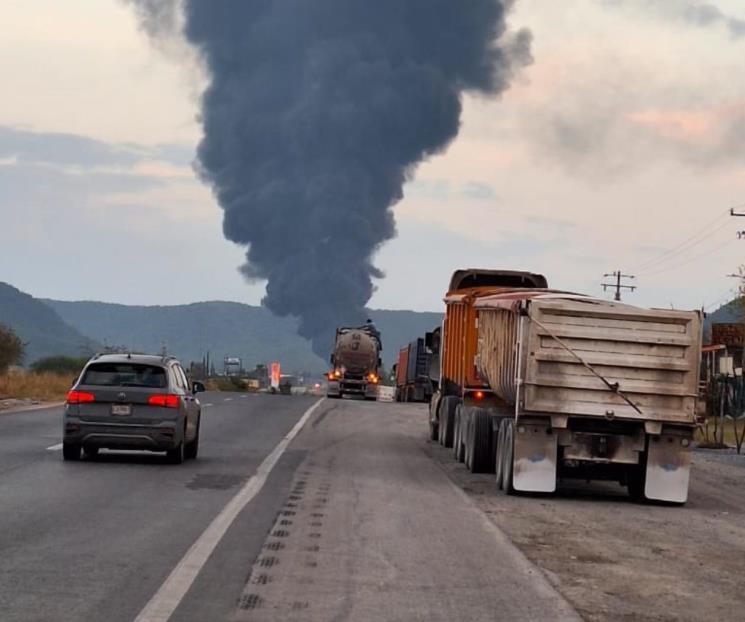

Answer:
[203,404,213,408]
[223,398,233,402]
[133,397,325,622]
[46,443,63,451]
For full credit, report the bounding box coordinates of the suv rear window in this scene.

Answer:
[81,363,167,388]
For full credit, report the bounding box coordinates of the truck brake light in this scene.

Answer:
[148,394,180,408]
[66,390,95,404]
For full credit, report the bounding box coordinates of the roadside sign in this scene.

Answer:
[270,362,281,390]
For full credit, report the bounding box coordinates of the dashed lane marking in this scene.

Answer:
[46,443,63,451]
[132,398,325,622]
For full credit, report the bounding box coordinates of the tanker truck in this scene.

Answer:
[327,324,382,400]
[432,269,702,504]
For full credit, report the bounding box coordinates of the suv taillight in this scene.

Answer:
[148,394,180,408]
[67,390,95,404]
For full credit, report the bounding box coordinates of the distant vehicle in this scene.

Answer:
[395,329,440,403]
[327,323,382,400]
[63,353,205,464]
[278,374,295,395]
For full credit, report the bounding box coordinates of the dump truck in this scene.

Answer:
[327,325,382,400]
[432,270,703,504]
[395,331,440,403]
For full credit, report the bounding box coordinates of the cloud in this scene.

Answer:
[521,64,745,180]
[406,179,498,202]
[0,126,141,168]
[601,0,745,40]
[0,126,194,170]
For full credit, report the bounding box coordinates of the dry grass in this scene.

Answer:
[0,370,75,402]
[697,418,743,448]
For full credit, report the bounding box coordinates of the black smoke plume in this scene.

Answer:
[127,0,531,357]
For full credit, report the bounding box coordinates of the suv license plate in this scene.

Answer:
[111,404,132,416]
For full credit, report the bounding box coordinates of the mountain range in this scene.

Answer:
[0,280,740,372]
[0,282,441,371]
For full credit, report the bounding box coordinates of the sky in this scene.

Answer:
[0,0,743,314]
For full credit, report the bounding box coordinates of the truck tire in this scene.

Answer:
[495,421,506,489]
[452,405,463,461]
[455,415,466,463]
[627,465,646,501]
[468,408,493,473]
[429,420,439,441]
[429,394,440,441]
[627,446,649,502]
[438,396,460,448]
[463,407,473,469]
[501,419,516,494]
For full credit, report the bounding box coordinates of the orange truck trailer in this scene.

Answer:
[431,269,703,504]
[429,269,547,441]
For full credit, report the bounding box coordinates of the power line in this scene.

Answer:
[602,270,636,301]
[633,216,731,273]
[631,208,730,272]
[637,238,736,278]
[704,287,736,312]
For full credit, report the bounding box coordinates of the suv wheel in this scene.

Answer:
[185,418,200,460]
[167,439,185,464]
[63,442,81,461]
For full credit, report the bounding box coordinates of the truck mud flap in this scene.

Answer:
[645,432,691,504]
[513,422,557,493]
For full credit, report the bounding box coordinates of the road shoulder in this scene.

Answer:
[230,399,580,621]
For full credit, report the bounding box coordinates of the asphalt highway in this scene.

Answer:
[0,392,317,622]
[0,393,579,622]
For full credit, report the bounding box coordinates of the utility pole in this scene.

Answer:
[602,270,636,302]
[732,208,745,239]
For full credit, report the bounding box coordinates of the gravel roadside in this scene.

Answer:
[428,430,745,622]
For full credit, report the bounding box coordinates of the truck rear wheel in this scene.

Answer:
[429,394,439,440]
[463,408,473,469]
[429,420,439,441]
[468,408,493,473]
[438,396,460,448]
[627,447,648,502]
[452,405,463,461]
[501,419,516,494]
[495,421,506,489]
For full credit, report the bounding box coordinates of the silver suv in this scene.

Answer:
[63,353,204,464]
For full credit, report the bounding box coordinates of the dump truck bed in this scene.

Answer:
[476,294,702,425]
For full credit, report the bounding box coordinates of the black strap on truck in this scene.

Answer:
[527,311,644,415]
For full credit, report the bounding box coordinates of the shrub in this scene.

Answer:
[30,356,89,376]
[0,324,24,373]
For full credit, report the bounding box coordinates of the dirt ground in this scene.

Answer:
[426,418,745,622]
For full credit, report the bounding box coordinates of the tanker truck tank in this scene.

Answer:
[326,324,382,401]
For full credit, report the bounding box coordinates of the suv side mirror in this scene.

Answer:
[192,381,206,394]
